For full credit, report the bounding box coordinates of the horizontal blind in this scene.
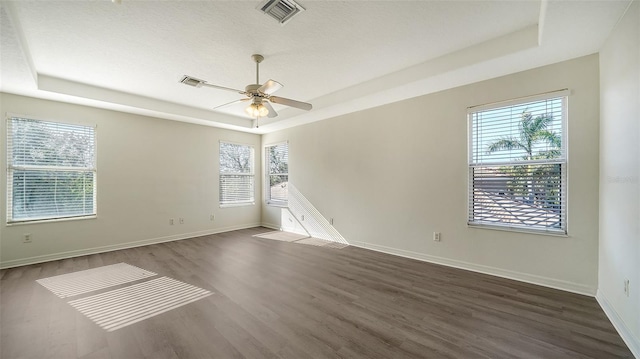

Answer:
[219,142,254,205]
[468,95,567,233]
[266,142,288,204]
[219,175,255,204]
[7,117,96,223]
[469,165,566,230]
[470,97,565,166]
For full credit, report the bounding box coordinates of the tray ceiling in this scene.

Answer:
[0,1,631,133]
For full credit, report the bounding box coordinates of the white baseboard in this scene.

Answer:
[0,223,262,269]
[349,240,596,296]
[596,290,640,358]
[260,222,280,230]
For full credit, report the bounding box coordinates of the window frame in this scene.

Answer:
[219,140,255,208]
[467,90,569,236]
[264,141,289,207]
[6,114,97,225]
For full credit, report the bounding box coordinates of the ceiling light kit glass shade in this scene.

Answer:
[246,103,269,117]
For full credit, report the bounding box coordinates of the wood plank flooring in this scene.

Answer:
[0,227,633,358]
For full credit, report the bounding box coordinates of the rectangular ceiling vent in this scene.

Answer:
[257,0,305,26]
[180,75,205,88]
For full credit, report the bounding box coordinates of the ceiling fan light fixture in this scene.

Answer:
[180,54,311,123]
[245,103,269,117]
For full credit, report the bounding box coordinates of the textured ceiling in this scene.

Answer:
[0,0,632,133]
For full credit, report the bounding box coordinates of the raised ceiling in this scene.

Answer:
[0,0,632,133]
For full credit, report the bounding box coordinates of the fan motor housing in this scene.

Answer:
[245,84,262,94]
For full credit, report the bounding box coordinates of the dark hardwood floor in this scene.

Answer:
[0,227,633,358]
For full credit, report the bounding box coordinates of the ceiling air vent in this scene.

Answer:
[257,0,305,25]
[179,75,206,88]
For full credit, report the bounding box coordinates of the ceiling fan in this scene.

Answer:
[179,54,312,123]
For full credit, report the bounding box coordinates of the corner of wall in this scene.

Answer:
[596,290,640,358]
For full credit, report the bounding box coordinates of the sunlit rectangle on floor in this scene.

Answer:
[68,276,212,332]
[253,231,309,242]
[36,263,156,298]
[294,237,349,249]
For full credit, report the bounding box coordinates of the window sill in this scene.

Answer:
[220,202,255,208]
[468,223,568,237]
[266,201,288,208]
[7,215,97,226]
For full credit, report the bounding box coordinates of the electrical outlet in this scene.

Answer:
[179,218,184,224]
[433,232,441,242]
[169,218,174,225]
[330,218,334,225]
[210,214,215,221]
[23,233,32,243]
[624,279,630,297]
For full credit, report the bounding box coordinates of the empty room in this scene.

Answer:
[0,0,638,358]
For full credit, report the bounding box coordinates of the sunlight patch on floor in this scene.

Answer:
[68,276,211,332]
[36,263,156,298]
[294,237,349,249]
[37,263,212,332]
[253,231,309,242]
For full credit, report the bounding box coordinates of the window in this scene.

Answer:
[219,141,254,206]
[265,142,288,206]
[468,90,568,234]
[7,116,96,223]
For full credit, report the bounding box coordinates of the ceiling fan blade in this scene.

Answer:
[258,79,283,95]
[269,96,312,111]
[263,101,278,118]
[213,98,250,110]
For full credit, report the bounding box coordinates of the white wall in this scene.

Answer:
[598,1,640,355]
[263,54,600,295]
[0,93,262,268]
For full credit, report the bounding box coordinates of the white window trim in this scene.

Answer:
[467,89,570,113]
[219,140,255,208]
[219,201,255,208]
[467,90,569,236]
[6,114,98,224]
[264,141,289,207]
[6,214,97,227]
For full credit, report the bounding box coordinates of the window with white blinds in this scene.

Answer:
[468,91,568,234]
[219,141,254,206]
[7,117,96,223]
[265,142,288,206]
